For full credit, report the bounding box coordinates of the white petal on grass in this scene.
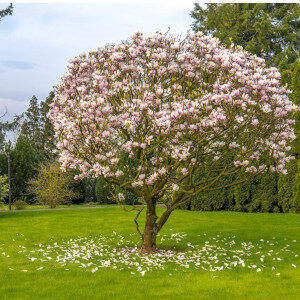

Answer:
[7,233,295,276]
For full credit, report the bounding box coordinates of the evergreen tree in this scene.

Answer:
[293,161,300,212]
[233,177,253,212]
[21,95,43,154]
[251,173,279,212]
[95,176,112,204]
[40,91,56,159]
[278,161,298,212]
[0,115,21,151]
[189,4,299,213]
[11,135,39,202]
[21,93,56,160]
[0,175,9,202]
[277,63,300,212]
[0,3,13,21]
[191,3,300,70]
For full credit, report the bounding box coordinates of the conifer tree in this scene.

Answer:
[21,96,43,154]
[11,135,38,201]
[40,91,56,159]
[0,3,13,21]
[191,3,300,71]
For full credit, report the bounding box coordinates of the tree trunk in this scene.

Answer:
[140,202,158,253]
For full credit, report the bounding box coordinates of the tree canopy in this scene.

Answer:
[0,3,13,21]
[191,3,300,71]
[49,32,297,252]
[20,93,56,160]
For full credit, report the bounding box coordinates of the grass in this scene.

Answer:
[0,203,109,211]
[0,207,299,299]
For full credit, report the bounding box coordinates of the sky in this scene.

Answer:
[0,2,196,123]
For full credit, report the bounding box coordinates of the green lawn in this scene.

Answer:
[0,207,299,299]
[0,203,109,211]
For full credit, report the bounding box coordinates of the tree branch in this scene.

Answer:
[134,206,145,239]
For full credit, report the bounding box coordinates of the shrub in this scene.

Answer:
[14,200,27,210]
[29,161,78,208]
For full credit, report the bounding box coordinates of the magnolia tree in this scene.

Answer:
[48,32,297,253]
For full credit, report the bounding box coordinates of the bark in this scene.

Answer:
[139,202,158,253]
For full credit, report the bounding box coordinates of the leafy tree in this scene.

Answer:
[21,96,43,155]
[95,176,113,204]
[11,135,39,201]
[248,172,279,212]
[0,153,7,176]
[277,63,300,212]
[81,177,96,203]
[48,32,297,252]
[0,3,13,21]
[191,4,300,213]
[0,115,21,151]
[191,3,300,71]
[190,161,235,211]
[0,175,8,202]
[95,176,139,205]
[40,91,56,159]
[21,93,56,160]
[293,161,300,212]
[29,162,78,208]
[278,161,298,212]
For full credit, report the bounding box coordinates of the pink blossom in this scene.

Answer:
[48,31,297,194]
[172,184,179,191]
[118,193,125,201]
[181,168,188,175]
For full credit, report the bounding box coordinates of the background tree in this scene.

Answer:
[49,32,296,252]
[40,91,57,160]
[21,95,44,157]
[191,3,300,71]
[277,63,300,212]
[0,3,13,21]
[21,92,56,160]
[29,162,78,208]
[190,4,300,213]
[0,91,84,206]
[11,135,39,202]
[0,115,21,151]
[0,175,9,202]
[0,92,58,204]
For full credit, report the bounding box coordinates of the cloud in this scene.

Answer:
[0,3,195,119]
[2,60,36,70]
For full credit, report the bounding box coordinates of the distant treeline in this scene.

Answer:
[186,3,299,213]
